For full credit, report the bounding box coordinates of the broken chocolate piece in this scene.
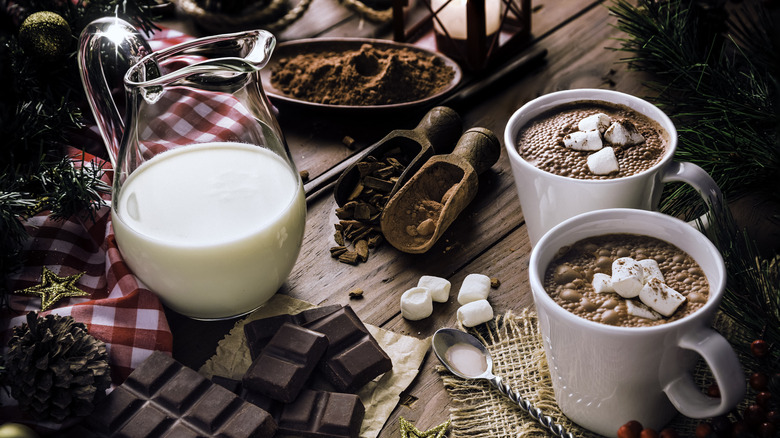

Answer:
[208,378,363,438]
[243,322,328,403]
[277,389,365,438]
[243,305,342,360]
[305,305,393,392]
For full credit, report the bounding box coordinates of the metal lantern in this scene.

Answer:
[391,0,531,70]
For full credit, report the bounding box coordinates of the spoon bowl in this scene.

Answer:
[432,328,493,379]
[431,328,574,438]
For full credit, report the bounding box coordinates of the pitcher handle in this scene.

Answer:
[77,17,156,167]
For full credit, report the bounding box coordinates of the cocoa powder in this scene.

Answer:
[270,43,455,105]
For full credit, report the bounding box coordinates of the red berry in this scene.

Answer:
[745,404,768,426]
[659,428,679,438]
[730,420,748,437]
[767,410,780,425]
[756,391,773,407]
[758,422,777,438]
[695,423,713,438]
[618,421,643,438]
[751,372,770,391]
[710,415,731,433]
[640,429,659,438]
[751,339,769,357]
[707,383,721,398]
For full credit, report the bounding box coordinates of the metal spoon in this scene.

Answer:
[431,328,574,438]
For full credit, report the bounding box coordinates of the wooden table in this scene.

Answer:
[163,0,652,434]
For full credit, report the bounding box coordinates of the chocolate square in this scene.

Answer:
[243,322,328,403]
[305,305,392,392]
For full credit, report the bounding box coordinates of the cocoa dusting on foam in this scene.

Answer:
[517,101,667,180]
[543,234,709,327]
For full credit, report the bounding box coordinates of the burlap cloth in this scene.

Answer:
[437,309,737,437]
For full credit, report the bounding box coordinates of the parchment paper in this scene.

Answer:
[200,295,430,438]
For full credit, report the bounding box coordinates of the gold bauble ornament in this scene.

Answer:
[0,423,39,438]
[18,11,72,60]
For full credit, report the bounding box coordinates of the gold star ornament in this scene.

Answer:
[17,267,89,311]
[399,417,450,438]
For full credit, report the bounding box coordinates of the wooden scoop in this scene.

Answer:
[380,127,500,254]
[333,106,463,206]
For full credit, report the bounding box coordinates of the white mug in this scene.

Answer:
[528,208,744,437]
[504,88,722,246]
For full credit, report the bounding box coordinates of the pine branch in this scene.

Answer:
[706,203,780,374]
[0,0,159,306]
[608,0,780,220]
[608,0,780,398]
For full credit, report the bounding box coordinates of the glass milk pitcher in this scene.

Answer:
[78,18,305,320]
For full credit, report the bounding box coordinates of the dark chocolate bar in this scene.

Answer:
[305,305,393,392]
[244,305,342,359]
[86,351,277,437]
[243,322,328,403]
[277,389,365,438]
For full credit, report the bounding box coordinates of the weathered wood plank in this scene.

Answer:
[373,3,658,434]
[282,0,650,326]
[278,0,607,183]
[165,0,660,435]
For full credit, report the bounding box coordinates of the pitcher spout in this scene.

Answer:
[77,17,156,168]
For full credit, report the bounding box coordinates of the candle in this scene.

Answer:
[431,0,501,40]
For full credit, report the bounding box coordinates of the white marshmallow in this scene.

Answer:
[578,113,612,133]
[611,257,644,298]
[400,287,433,321]
[604,121,645,146]
[562,130,603,151]
[457,273,491,305]
[417,275,451,303]
[592,273,615,293]
[626,299,661,320]
[586,146,619,175]
[639,259,665,284]
[457,299,494,327]
[639,278,686,317]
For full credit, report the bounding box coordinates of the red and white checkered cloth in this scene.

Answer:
[0,26,255,428]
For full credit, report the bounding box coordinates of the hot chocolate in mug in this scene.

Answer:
[528,208,744,437]
[504,88,721,246]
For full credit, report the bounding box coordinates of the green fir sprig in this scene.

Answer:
[608,0,780,426]
[0,0,160,306]
[608,0,779,219]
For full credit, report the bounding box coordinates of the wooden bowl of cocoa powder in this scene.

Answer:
[260,38,462,113]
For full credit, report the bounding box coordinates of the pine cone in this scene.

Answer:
[2,312,111,423]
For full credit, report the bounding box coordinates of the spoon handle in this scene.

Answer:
[487,375,574,438]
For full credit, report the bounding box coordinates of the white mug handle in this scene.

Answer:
[661,161,723,209]
[663,328,745,418]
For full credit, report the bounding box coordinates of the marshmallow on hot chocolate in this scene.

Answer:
[563,130,603,151]
[626,299,661,320]
[457,273,491,305]
[611,257,644,298]
[639,259,665,283]
[578,113,612,133]
[400,287,433,320]
[457,299,494,327]
[604,121,645,146]
[417,275,451,303]
[638,278,686,317]
[592,273,615,293]
[587,146,619,175]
